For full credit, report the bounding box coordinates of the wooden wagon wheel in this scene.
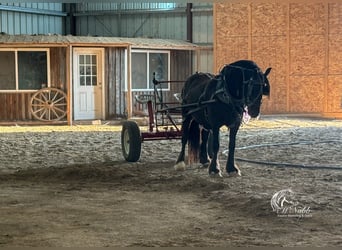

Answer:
[30,87,67,121]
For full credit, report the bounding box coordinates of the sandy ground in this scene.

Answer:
[0,117,341,247]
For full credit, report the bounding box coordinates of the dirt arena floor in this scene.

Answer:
[0,117,341,247]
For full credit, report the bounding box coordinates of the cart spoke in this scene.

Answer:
[38,109,47,119]
[53,96,66,104]
[40,92,48,102]
[31,103,46,108]
[51,108,62,118]
[54,103,67,106]
[32,107,46,114]
[32,96,46,104]
[51,91,59,102]
[52,106,65,114]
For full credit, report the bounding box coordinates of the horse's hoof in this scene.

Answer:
[228,171,241,177]
[174,161,186,171]
[200,162,210,169]
[209,172,223,178]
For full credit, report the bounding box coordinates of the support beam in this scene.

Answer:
[69,3,77,36]
[0,4,67,17]
[186,3,193,43]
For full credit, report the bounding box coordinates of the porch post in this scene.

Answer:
[66,45,73,125]
[126,45,132,118]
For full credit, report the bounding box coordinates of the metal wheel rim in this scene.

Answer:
[123,129,130,155]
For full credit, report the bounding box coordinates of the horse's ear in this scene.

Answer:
[264,67,272,77]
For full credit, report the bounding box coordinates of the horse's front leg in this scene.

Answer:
[208,128,222,177]
[226,124,241,176]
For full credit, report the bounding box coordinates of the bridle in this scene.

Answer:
[214,64,266,108]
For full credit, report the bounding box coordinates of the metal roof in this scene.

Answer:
[0,34,200,50]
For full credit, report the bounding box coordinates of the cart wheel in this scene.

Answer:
[121,121,142,162]
[30,87,67,121]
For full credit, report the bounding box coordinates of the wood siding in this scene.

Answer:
[0,47,67,121]
[105,47,126,118]
[0,45,194,122]
[0,92,32,121]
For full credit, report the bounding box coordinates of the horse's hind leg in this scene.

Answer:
[174,116,191,171]
[199,128,210,167]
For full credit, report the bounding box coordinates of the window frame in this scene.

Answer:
[131,49,170,91]
[0,48,50,93]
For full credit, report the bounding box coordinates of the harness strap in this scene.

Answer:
[213,76,244,106]
[184,99,217,117]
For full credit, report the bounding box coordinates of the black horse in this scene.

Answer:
[174,60,271,177]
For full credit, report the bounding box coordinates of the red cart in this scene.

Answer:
[121,74,184,162]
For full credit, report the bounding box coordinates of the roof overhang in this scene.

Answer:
[0,34,201,50]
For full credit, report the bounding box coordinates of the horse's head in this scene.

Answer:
[246,66,271,118]
[221,60,271,118]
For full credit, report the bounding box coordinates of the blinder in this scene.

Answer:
[215,64,267,108]
[231,65,265,106]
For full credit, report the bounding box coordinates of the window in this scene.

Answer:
[0,49,49,91]
[131,50,169,91]
[79,54,97,86]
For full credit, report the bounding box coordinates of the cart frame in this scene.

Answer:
[121,73,184,162]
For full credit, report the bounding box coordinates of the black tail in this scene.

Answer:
[187,119,201,165]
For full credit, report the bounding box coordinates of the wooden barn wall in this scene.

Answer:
[50,47,67,91]
[0,47,67,121]
[214,2,342,116]
[0,92,32,121]
[105,47,126,118]
[132,50,192,116]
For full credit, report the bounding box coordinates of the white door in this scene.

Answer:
[73,48,104,120]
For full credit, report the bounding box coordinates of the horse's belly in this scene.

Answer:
[192,110,211,129]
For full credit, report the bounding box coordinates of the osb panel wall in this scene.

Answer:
[251,3,288,113]
[214,2,342,116]
[327,4,342,113]
[329,4,342,75]
[289,3,326,113]
[327,76,342,112]
[289,76,325,113]
[214,4,249,69]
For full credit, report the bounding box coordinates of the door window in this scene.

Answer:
[79,55,97,87]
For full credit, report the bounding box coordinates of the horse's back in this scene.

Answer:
[182,72,213,104]
[229,59,259,69]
